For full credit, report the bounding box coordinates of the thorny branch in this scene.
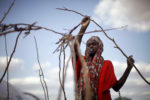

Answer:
[34,36,49,100]
[0,0,16,24]
[0,31,22,84]
[56,7,150,85]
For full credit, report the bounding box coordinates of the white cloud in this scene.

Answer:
[32,61,51,71]
[10,77,43,85]
[93,0,150,32]
[0,56,24,72]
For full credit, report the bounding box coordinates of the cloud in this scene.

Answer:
[32,61,51,71]
[9,76,43,85]
[93,0,150,32]
[0,56,24,72]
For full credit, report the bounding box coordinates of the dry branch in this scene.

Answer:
[58,46,67,100]
[34,36,49,100]
[57,56,71,100]
[0,0,16,24]
[84,25,127,34]
[4,35,9,100]
[0,23,64,37]
[56,7,150,85]
[0,31,22,84]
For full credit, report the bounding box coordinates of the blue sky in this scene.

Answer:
[0,0,150,100]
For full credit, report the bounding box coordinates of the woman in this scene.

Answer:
[73,16,134,100]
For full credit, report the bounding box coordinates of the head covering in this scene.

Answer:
[85,36,103,61]
[78,36,104,100]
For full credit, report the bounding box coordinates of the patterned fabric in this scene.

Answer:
[78,36,104,100]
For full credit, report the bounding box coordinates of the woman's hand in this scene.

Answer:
[81,16,90,27]
[127,55,135,68]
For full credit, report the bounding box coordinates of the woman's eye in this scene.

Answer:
[93,43,97,45]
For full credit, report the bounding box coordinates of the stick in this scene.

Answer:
[0,0,16,24]
[4,35,9,100]
[0,31,22,84]
[0,23,64,37]
[34,36,50,100]
[57,7,150,85]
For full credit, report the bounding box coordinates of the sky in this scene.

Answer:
[0,0,150,100]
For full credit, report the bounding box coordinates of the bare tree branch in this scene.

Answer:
[24,92,40,100]
[84,25,128,34]
[0,23,64,37]
[0,31,22,84]
[91,19,150,85]
[0,0,16,24]
[38,69,47,100]
[4,35,9,100]
[58,46,67,100]
[57,7,150,85]
[56,7,84,17]
[34,36,50,100]
[57,56,71,100]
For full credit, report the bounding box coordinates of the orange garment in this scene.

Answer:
[76,57,117,100]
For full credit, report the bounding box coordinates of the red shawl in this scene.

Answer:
[76,57,117,100]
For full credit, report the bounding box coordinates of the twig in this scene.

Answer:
[0,31,22,84]
[53,23,80,53]
[0,0,16,24]
[0,23,64,37]
[56,7,84,17]
[84,25,127,34]
[57,7,150,85]
[34,36,49,100]
[58,46,67,100]
[24,92,40,100]
[91,19,150,85]
[4,35,9,100]
[39,70,47,100]
[57,56,71,100]
[62,46,67,99]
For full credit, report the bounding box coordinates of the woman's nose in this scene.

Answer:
[89,45,93,48]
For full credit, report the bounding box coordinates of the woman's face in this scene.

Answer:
[86,39,99,55]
